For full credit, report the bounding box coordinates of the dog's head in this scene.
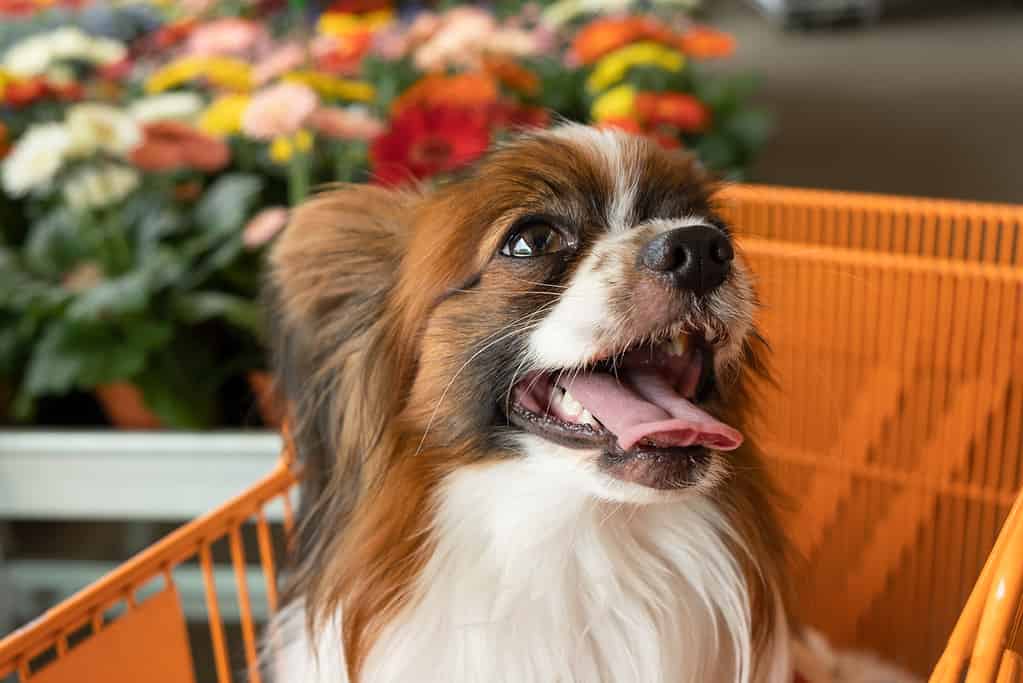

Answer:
[269,124,775,674]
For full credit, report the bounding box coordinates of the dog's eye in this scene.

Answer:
[501,223,566,258]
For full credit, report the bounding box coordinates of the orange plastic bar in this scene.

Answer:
[967,498,1023,682]
[199,544,231,683]
[931,487,1023,681]
[229,525,263,683]
[256,509,280,614]
[0,455,296,679]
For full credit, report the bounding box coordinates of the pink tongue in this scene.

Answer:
[560,368,742,452]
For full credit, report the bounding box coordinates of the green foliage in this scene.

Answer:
[1,172,268,427]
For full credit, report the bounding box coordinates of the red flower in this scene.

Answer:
[635,92,710,133]
[0,121,10,160]
[50,82,84,102]
[98,58,133,81]
[131,121,230,173]
[153,19,197,50]
[0,0,39,16]
[3,79,49,108]
[370,106,491,186]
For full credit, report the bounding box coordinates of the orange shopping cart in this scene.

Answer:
[2,185,1023,683]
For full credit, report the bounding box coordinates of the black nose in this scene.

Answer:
[640,225,734,295]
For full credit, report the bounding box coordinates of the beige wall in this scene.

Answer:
[713,2,1023,203]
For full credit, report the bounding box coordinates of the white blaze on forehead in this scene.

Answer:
[547,124,637,233]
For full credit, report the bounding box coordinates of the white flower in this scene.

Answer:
[66,104,141,158]
[62,163,140,211]
[129,92,204,124]
[2,34,53,77]
[1,28,126,77]
[48,27,93,62]
[85,36,127,66]
[1,123,72,197]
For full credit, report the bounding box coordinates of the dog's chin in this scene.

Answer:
[511,434,727,504]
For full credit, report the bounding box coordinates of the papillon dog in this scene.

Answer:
[263,124,914,683]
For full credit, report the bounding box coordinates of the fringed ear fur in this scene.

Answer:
[264,184,414,599]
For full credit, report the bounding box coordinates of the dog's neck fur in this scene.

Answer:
[272,440,792,683]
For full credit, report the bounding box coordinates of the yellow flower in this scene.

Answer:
[591,84,637,122]
[145,57,252,94]
[204,58,253,92]
[585,42,686,94]
[270,129,313,164]
[317,10,394,37]
[282,71,374,102]
[146,57,204,94]
[199,94,251,137]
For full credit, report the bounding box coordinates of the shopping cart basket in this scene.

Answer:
[2,185,1022,682]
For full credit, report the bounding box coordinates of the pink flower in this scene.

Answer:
[241,82,318,140]
[410,7,541,72]
[308,106,383,140]
[252,43,306,85]
[243,207,289,249]
[186,19,267,57]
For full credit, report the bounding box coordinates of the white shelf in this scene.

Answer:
[0,431,283,520]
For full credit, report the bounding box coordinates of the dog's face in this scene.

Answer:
[396,126,758,503]
[270,125,774,674]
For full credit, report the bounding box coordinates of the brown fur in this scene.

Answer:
[267,129,792,681]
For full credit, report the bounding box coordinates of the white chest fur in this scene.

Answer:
[270,450,791,683]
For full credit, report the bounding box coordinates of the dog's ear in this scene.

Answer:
[265,184,413,574]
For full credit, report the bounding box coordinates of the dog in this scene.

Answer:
[263,124,915,683]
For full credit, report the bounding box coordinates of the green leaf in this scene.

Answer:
[66,271,151,321]
[22,318,172,396]
[22,208,83,279]
[173,291,264,339]
[195,174,264,236]
[22,322,88,396]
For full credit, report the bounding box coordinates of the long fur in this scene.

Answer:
[266,125,795,683]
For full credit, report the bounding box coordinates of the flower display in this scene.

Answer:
[0,1,768,428]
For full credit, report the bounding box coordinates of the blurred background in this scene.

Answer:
[0,0,1021,679]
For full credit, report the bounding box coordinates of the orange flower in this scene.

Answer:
[635,92,710,133]
[131,121,230,173]
[571,16,675,65]
[483,57,539,96]
[679,26,735,59]
[3,78,48,107]
[391,73,499,116]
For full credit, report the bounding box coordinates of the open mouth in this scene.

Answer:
[507,332,742,489]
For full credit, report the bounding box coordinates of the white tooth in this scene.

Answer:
[579,409,596,426]
[559,389,583,418]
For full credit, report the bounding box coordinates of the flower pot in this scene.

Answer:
[247,371,283,428]
[95,382,162,430]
